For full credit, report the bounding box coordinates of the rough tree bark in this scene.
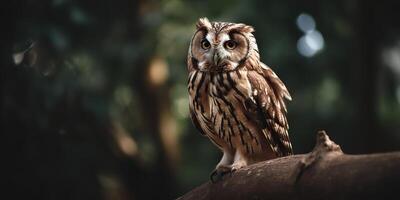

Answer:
[177,131,400,200]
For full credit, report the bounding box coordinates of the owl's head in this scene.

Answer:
[188,17,259,72]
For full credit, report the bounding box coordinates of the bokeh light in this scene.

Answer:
[296,13,325,57]
[296,13,316,33]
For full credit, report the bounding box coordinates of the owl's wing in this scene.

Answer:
[189,97,224,149]
[188,70,214,137]
[246,63,293,156]
[189,105,206,136]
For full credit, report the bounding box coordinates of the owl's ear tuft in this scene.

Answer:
[242,25,255,33]
[229,24,255,34]
[238,24,255,33]
[196,17,212,29]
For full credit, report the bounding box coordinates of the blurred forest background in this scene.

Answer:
[1,0,400,199]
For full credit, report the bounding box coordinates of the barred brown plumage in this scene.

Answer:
[187,17,292,180]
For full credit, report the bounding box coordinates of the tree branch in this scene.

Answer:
[177,131,400,200]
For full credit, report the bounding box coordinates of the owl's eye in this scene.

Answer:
[201,39,211,50]
[224,40,237,50]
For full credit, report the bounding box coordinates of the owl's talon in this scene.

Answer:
[231,162,246,171]
[210,166,232,183]
[210,170,221,183]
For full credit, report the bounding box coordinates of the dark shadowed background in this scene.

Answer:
[1,0,400,199]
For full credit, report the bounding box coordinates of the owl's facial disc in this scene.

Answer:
[191,25,251,72]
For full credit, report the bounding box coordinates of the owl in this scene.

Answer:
[187,18,293,181]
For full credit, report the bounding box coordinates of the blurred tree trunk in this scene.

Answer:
[1,2,24,195]
[130,2,179,200]
[133,56,179,199]
[350,1,380,152]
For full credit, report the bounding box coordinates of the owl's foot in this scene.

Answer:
[230,160,247,171]
[210,157,248,182]
[210,165,233,183]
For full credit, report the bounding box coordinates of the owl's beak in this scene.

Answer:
[213,51,221,67]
